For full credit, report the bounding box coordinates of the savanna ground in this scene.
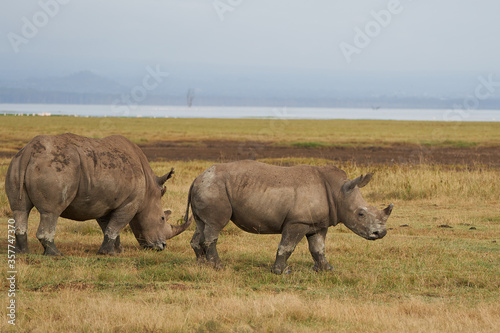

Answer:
[0,116,499,332]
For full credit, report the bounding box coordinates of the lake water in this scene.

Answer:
[1,103,499,122]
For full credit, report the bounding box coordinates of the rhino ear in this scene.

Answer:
[384,203,394,216]
[357,173,373,188]
[157,167,174,186]
[342,173,374,193]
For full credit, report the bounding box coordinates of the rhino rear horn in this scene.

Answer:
[157,167,175,186]
[342,173,374,192]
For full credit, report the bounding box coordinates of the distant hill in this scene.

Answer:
[1,70,499,109]
[0,71,127,95]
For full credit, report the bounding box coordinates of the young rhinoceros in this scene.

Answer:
[187,160,393,274]
[5,133,191,256]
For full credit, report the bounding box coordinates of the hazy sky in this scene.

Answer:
[1,0,499,78]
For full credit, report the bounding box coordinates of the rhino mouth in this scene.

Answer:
[141,241,166,251]
[367,230,387,240]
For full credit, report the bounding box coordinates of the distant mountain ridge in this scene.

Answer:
[1,70,499,109]
[0,71,127,95]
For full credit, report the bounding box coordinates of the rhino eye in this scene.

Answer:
[358,211,366,217]
[161,216,165,221]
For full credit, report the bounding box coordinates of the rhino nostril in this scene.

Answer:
[371,230,387,239]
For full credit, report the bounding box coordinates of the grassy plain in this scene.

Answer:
[2,115,500,154]
[0,116,499,332]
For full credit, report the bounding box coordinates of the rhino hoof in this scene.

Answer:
[272,266,291,275]
[15,247,29,254]
[15,233,29,254]
[209,261,224,270]
[97,249,116,256]
[40,240,63,256]
[43,248,63,256]
[195,257,207,264]
[313,263,334,272]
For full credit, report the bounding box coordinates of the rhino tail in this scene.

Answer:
[184,181,194,223]
[17,145,33,200]
[168,182,195,238]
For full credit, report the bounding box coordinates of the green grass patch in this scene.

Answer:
[289,141,328,148]
[421,140,480,148]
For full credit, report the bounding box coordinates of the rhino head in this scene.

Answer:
[129,168,192,250]
[338,173,393,240]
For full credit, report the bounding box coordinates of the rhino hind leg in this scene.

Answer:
[272,224,310,275]
[36,212,63,256]
[15,233,29,254]
[190,220,207,262]
[190,201,231,269]
[307,230,334,272]
[12,209,32,254]
[203,225,224,269]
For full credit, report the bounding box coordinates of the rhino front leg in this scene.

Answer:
[37,212,63,256]
[272,224,309,275]
[97,209,133,255]
[97,218,123,254]
[307,229,333,272]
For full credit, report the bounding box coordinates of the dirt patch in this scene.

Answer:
[2,139,498,167]
[139,140,500,167]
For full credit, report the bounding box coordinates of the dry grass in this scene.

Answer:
[1,117,499,332]
[1,116,500,154]
[2,289,499,333]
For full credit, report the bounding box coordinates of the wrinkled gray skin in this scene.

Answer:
[5,133,191,256]
[188,160,393,274]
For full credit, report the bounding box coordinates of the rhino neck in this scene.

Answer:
[318,166,347,227]
[323,179,339,226]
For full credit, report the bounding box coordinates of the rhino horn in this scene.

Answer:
[164,215,193,240]
[157,167,175,185]
[342,173,374,192]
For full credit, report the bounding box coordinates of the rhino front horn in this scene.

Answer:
[164,216,193,240]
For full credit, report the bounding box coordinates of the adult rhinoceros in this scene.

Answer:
[187,160,393,274]
[5,133,191,255]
